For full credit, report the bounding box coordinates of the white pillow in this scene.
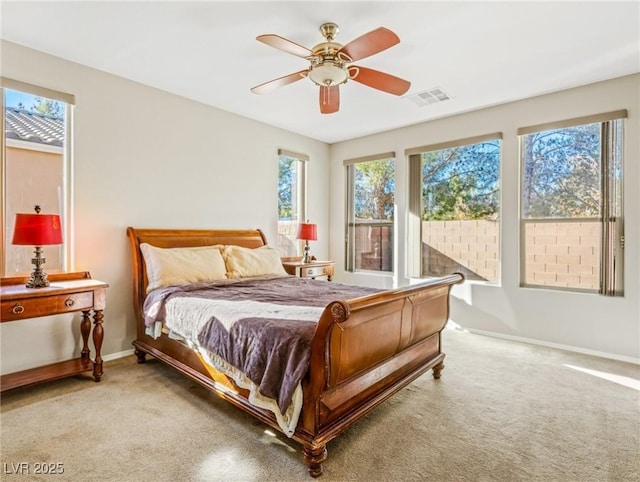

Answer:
[222,245,288,279]
[140,243,227,293]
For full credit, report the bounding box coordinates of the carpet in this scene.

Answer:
[1,328,638,481]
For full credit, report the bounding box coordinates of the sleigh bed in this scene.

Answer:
[127,227,463,477]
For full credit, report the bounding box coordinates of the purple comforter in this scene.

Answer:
[144,276,380,414]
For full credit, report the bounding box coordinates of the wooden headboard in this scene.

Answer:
[126,227,267,324]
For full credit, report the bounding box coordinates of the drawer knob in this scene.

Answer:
[12,303,25,315]
[65,298,75,307]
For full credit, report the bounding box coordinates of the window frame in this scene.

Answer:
[406,133,503,283]
[517,110,626,295]
[277,149,308,257]
[344,152,396,274]
[1,77,75,276]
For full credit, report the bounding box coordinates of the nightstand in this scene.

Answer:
[282,259,334,281]
[0,271,108,392]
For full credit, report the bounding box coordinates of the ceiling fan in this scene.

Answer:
[250,22,411,114]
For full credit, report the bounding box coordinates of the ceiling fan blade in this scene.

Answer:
[319,85,340,114]
[350,66,411,96]
[256,34,314,58]
[337,27,400,62]
[250,70,308,95]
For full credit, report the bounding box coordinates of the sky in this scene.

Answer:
[5,89,65,118]
[5,89,37,109]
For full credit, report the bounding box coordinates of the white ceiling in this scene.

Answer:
[1,1,639,144]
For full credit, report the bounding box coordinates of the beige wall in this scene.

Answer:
[421,220,599,290]
[330,73,640,362]
[4,145,64,275]
[524,221,600,290]
[422,220,499,282]
[0,40,330,374]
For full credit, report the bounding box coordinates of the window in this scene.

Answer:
[277,149,307,257]
[407,134,502,282]
[519,110,625,295]
[1,78,74,276]
[345,153,395,273]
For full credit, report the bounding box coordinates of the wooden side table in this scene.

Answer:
[282,259,335,281]
[0,271,108,392]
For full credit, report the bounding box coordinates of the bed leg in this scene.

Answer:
[433,362,445,379]
[303,444,327,478]
[134,348,147,364]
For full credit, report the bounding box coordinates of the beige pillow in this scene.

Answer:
[140,243,227,293]
[222,245,288,279]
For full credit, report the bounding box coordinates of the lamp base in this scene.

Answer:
[26,247,50,288]
[302,241,312,264]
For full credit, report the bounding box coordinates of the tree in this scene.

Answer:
[30,96,64,118]
[278,156,296,219]
[354,159,394,220]
[521,123,600,218]
[421,141,500,221]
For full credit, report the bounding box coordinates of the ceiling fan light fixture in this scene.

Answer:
[308,62,348,87]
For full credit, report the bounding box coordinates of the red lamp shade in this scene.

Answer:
[297,223,318,241]
[12,213,63,246]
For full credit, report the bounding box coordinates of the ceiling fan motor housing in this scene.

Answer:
[308,40,349,87]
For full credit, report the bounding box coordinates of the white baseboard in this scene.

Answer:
[461,327,640,365]
[103,349,135,362]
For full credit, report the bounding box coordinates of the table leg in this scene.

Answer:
[92,310,104,381]
[80,310,91,364]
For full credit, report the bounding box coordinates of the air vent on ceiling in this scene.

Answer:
[406,87,452,107]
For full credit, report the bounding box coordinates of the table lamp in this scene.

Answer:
[12,205,63,288]
[297,222,317,263]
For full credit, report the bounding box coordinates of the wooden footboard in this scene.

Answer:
[126,227,463,477]
[298,273,463,476]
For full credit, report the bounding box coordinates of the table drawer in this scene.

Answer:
[301,265,332,278]
[1,291,94,321]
